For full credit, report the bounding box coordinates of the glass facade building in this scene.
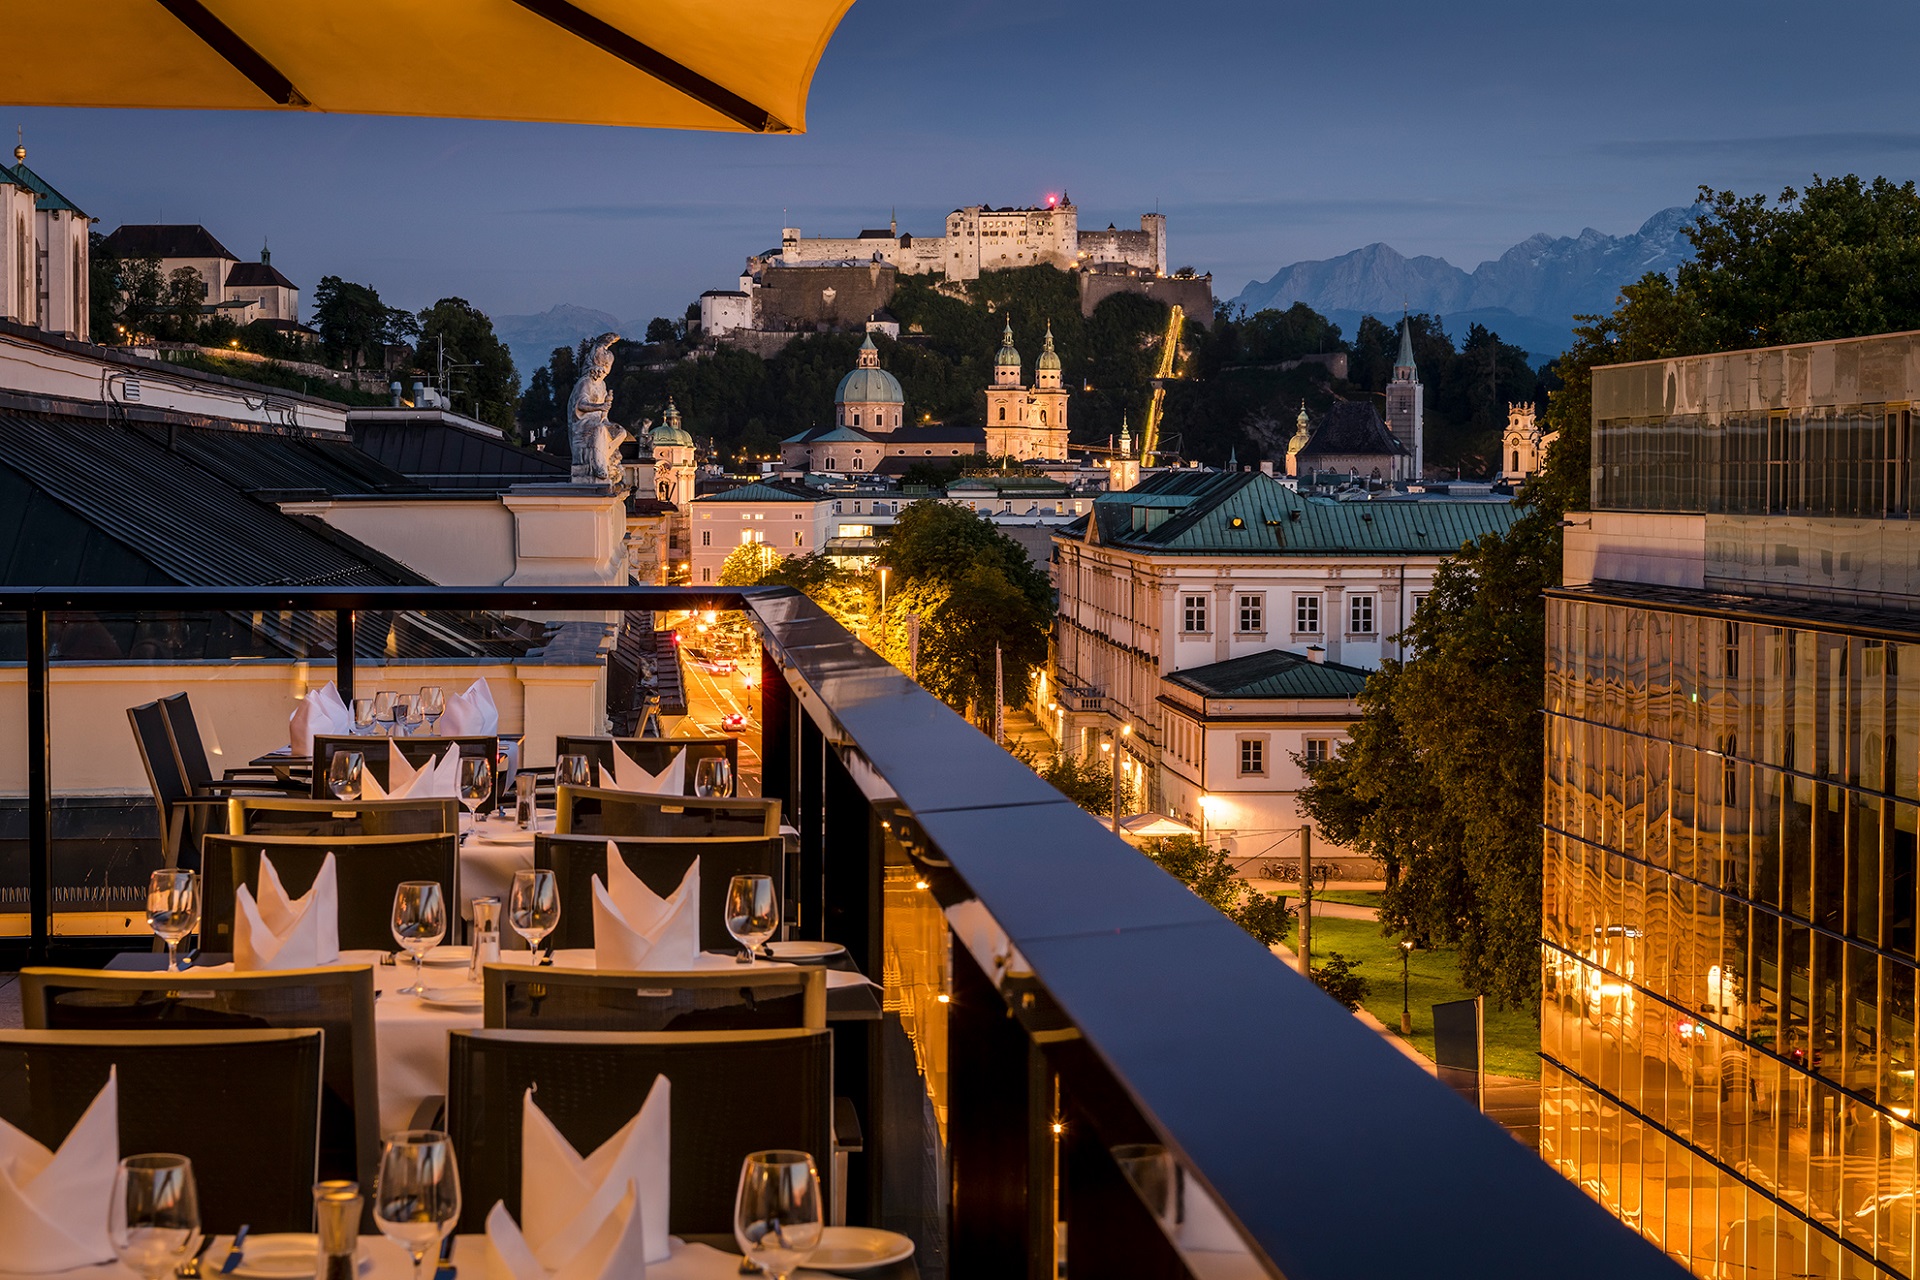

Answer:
[1546,332,1920,1279]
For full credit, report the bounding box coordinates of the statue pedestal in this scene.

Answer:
[503,484,629,621]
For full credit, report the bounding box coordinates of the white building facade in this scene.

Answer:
[768,199,1167,281]
[690,480,835,585]
[1,145,90,340]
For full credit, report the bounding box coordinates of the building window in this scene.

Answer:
[998,405,1006,421]
[1182,595,1208,634]
[700,530,711,547]
[1411,592,1428,615]
[826,458,837,470]
[700,567,712,583]
[793,532,804,547]
[1238,738,1265,776]
[1349,594,1376,635]
[1237,594,1263,633]
[1295,595,1321,634]
[1303,738,1331,766]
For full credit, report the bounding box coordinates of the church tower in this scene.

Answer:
[984,319,1028,456]
[1028,322,1069,458]
[1383,314,1423,480]
[650,398,698,510]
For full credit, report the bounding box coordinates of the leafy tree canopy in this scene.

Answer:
[415,297,519,435]
[313,276,417,373]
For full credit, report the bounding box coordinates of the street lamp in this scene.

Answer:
[1109,724,1131,834]
[878,566,889,615]
[1400,939,1414,1035]
[743,675,756,716]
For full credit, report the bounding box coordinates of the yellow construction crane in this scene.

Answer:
[1138,303,1183,467]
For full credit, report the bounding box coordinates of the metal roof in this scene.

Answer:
[5,161,85,215]
[100,224,237,260]
[1165,648,1371,701]
[695,480,825,504]
[226,260,296,290]
[1300,401,1405,459]
[1083,471,1517,555]
[349,418,567,491]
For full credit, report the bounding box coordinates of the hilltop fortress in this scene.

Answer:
[750,197,1167,281]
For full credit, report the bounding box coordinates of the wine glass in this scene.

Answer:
[725,874,778,964]
[353,697,377,736]
[393,694,418,738]
[557,753,592,789]
[418,685,445,733]
[734,1151,823,1280]
[508,869,560,964]
[146,870,199,974]
[695,757,734,798]
[457,756,492,840]
[372,690,397,736]
[373,1132,461,1280]
[328,749,364,801]
[391,881,447,996]
[109,1154,201,1280]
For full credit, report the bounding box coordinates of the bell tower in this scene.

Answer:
[1383,313,1424,480]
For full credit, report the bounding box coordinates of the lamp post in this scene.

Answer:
[743,675,755,717]
[878,566,889,616]
[1400,939,1414,1035]
[1110,724,1131,834]
[1297,823,1313,979]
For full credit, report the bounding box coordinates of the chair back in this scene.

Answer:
[159,691,219,794]
[310,735,499,799]
[129,700,193,864]
[481,965,825,1033]
[202,833,458,953]
[20,966,379,1195]
[556,786,780,839]
[553,736,741,797]
[447,1028,833,1235]
[228,794,460,838]
[535,834,783,953]
[0,1029,323,1233]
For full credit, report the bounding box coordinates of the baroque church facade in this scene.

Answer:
[0,143,89,341]
[982,320,1069,460]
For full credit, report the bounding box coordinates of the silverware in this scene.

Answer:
[737,1256,762,1275]
[433,1231,457,1280]
[219,1224,249,1273]
[176,1235,215,1278]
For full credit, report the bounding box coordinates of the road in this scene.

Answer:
[675,649,764,796]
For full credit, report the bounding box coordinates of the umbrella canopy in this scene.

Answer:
[8,0,854,132]
[1118,812,1198,839]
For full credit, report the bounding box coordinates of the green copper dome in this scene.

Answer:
[651,397,694,447]
[1035,322,1061,372]
[836,334,904,404]
[995,319,1021,369]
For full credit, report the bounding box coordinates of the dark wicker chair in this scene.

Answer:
[552,736,741,797]
[0,1029,323,1233]
[534,833,783,953]
[555,786,780,839]
[226,794,460,839]
[309,735,499,799]
[21,966,379,1197]
[481,964,825,1033]
[160,692,305,795]
[201,833,458,953]
[129,700,236,871]
[446,1028,832,1234]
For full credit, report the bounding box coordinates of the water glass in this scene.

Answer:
[508,868,560,963]
[109,1154,200,1280]
[418,685,445,733]
[391,881,447,996]
[146,870,199,973]
[734,1150,823,1280]
[557,754,592,789]
[328,749,365,802]
[457,756,492,839]
[352,698,376,736]
[394,694,419,737]
[695,757,734,798]
[372,690,397,736]
[725,874,778,963]
[373,1132,460,1280]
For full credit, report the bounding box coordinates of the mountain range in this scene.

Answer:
[493,304,634,377]
[1231,205,1702,364]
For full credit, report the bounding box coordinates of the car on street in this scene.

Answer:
[722,712,747,731]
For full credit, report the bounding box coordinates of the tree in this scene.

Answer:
[165,267,206,332]
[1038,751,1112,815]
[718,546,875,636]
[1310,952,1370,1012]
[1140,836,1293,947]
[313,276,416,373]
[89,232,164,343]
[644,317,679,346]
[416,297,520,435]
[518,344,582,453]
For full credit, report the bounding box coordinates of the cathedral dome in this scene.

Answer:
[995,319,1021,369]
[651,397,694,448]
[835,334,904,404]
[1035,322,1061,372]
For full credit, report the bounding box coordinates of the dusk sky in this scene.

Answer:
[13,0,1920,333]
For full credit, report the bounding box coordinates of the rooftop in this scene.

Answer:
[226,260,297,290]
[100,224,239,261]
[348,412,569,491]
[1165,647,1372,701]
[5,158,85,215]
[694,479,826,504]
[1299,401,1406,460]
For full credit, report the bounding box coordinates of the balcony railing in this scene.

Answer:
[0,583,1685,1280]
[1055,680,1108,713]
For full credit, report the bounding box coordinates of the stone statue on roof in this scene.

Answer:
[567,333,629,485]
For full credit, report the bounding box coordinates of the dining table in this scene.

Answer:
[0,1231,920,1279]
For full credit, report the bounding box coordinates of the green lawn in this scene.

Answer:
[1305,889,1382,908]
[1298,914,1541,1080]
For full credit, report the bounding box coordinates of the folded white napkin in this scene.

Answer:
[598,747,685,796]
[436,679,500,736]
[289,681,354,755]
[592,844,698,971]
[0,1069,118,1273]
[387,748,460,800]
[234,852,340,971]
[484,1078,669,1276]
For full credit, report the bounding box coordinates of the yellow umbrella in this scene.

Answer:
[7,0,854,132]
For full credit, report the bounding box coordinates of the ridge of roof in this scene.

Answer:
[695,479,825,503]
[5,162,85,215]
[1166,647,1371,700]
[100,224,240,261]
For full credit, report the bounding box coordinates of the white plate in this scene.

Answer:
[766,940,846,963]
[805,1226,914,1272]
[224,1235,318,1279]
[418,985,483,1010]
[421,946,473,967]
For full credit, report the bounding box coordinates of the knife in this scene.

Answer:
[433,1231,457,1280]
[219,1225,249,1274]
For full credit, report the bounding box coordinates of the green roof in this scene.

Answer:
[1081,471,1515,555]
[694,480,824,504]
[6,162,85,215]
[1166,648,1371,701]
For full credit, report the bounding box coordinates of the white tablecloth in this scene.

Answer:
[459,812,543,928]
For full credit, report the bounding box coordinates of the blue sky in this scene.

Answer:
[13,0,1920,329]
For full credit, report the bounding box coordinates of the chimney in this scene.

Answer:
[1260,460,1273,476]
[389,381,402,406]
[1306,645,1326,664]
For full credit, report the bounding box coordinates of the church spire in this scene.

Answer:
[1394,311,1418,381]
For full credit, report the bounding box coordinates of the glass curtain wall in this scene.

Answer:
[1543,594,1920,1280]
